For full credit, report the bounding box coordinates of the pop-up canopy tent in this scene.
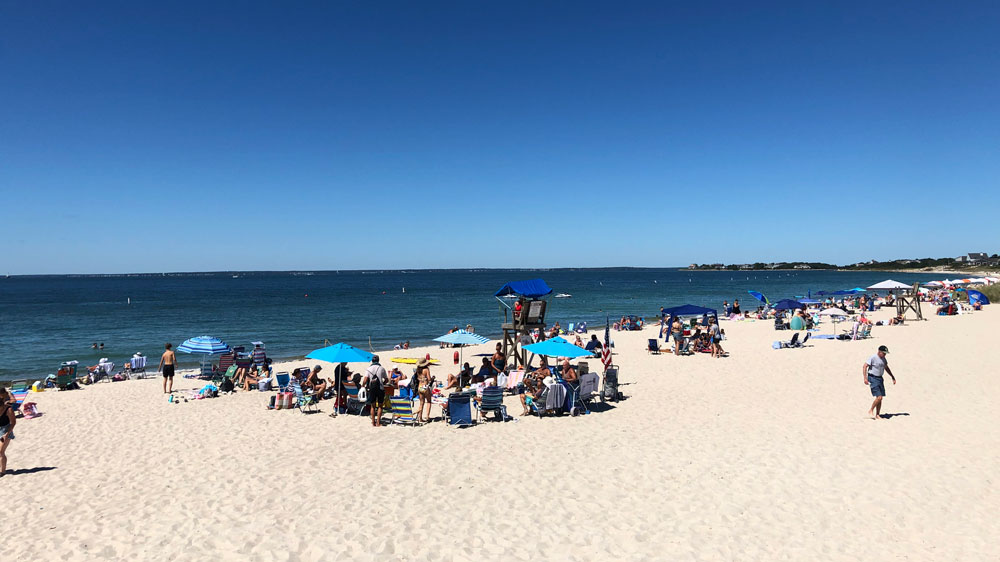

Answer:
[661,304,718,318]
[494,279,553,298]
[867,280,912,291]
[772,299,805,311]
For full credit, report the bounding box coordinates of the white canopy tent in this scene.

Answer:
[867,279,913,290]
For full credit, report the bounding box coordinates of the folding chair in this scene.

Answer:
[390,397,418,425]
[647,339,661,354]
[291,381,318,413]
[476,385,510,422]
[446,392,475,427]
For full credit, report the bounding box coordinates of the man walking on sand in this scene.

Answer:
[863,345,896,419]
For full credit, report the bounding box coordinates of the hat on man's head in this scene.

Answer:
[314,364,322,371]
[371,354,380,363]
[878,345,889,354]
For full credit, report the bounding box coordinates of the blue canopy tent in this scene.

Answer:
[660,304,719,339]
[494,279,553,298]
[661,304,718,318]
[968,290,991,306]
[772,299,805,311]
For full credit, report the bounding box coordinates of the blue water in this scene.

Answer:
[0,269,931,381]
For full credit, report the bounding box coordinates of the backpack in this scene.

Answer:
[366,366,384,392]
[220,378,235,393]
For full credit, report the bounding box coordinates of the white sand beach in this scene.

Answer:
[3,305,998,561]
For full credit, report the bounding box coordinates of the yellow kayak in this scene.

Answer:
[391,357,440,365]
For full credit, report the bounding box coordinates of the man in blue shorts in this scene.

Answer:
[863,345,897,419]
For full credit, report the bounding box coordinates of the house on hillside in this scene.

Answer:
[968,252,988,264]
[793,264,811,269]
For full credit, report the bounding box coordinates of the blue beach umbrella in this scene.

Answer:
[306,342,374,364]
[433,329,490,346]
[523,336,592,359]
[748,290,769,305]
[798,298,821,305]
[177,336,231,355]
[433,329,490,366]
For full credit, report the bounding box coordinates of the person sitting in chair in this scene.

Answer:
[585,334,603,357]
[560,358,578,387]
[305,365,327,398]
[241,366,261,391]
[445,362,474,391]
[520,358,550,415]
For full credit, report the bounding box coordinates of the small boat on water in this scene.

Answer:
[554,293,572,298]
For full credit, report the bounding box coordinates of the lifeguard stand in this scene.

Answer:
[896,282,924,320]
[495,279,552,370]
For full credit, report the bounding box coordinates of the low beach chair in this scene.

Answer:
[574,372,600,415]
[342,381,365,415]
[216,352,235,375]
[504,370,525,393]
[390,397,418,425]
[779,332,800,348]
[446,392,475,427]
[128,355,148,379]
[476,385,510,422]
[272,372,291,393]
[291,381,318,413]
[9,380,30,416]
[647,339,661,354]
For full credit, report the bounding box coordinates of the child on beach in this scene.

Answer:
[158,343,176,394]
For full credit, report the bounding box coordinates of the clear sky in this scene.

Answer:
[2,1,998,274]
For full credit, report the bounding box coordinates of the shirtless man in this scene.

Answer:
[305,365,327,398]
[158,342,176,394]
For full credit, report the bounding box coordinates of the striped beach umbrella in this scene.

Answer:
[177,336,231,355]
[433,329,490,368]
[433,329,489,346]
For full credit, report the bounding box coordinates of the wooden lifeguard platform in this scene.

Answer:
[896,282,924,320]
[501,299,547,369]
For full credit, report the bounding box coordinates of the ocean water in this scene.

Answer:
[0,268,931,382]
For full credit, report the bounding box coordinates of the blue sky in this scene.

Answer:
[2,1,998,274]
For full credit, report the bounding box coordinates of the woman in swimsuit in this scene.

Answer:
[415,359,433,423]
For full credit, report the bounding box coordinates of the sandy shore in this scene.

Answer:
[3,304,998,561]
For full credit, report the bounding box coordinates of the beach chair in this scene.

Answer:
[390,397,418,425]
[774,317,788,330]
[476,385,510,422]
[504,370,525,393]
[779,332,800,348]
[446,392,475,427]
[573,372,600,415]
[216,352,235,375]
[290,381,318,413]
[128,355,148,379]
[647,339,661,354]
[199,362,215,380]
[273,372,291,393]
[8,380,30,417]
[342,381,366,415]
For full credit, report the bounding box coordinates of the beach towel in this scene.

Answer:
[545,383,566,410]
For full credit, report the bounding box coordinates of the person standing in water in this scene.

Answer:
[158,342,176,394]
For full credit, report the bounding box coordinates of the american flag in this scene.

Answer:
[601,314,612,370]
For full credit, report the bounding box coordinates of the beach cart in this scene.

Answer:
[601,364,622,403]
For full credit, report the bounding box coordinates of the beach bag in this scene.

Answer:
[772,341,781,349]
[22,402,40,419]
[220,378,235,393]
[268,396,276,410]
[258,379,271,392]
[276,392,294,410]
